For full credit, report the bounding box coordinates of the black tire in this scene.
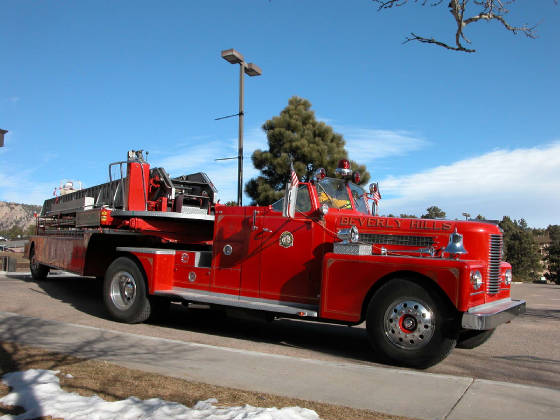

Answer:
[103,257,151,323]
[366,278,457,369]
[29,247,50,280]
[456,329,495,349]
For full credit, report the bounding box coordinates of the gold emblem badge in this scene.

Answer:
[279,231,294,248]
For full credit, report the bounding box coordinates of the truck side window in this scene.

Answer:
[349,183,369,215]
[271,185,312,213]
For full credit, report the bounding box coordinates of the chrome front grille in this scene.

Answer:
[488,234,502,294]
[360,234,433,247]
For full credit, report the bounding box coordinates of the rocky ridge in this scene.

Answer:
[0,201,42,232]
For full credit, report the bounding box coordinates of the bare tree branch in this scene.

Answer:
[463,12,537,38]
[373,0,555,52]
[404,32,475,52]
[376,0,444,10]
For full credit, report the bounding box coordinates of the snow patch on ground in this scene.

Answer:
[0,369,320,420]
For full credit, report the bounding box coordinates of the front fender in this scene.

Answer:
[320,253,477,322]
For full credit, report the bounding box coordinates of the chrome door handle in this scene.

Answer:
[252,210,259,231]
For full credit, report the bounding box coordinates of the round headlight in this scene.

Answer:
[336,225,360,243]
[504,269,512,285]
[470,270,483,290]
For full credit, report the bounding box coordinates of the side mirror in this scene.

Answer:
[282,183,298,218]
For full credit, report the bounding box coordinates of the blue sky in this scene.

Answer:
[1,0,559,227]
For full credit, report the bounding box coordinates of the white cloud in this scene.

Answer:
[342,128,429,161]
[243,127,268,153]
[315,115,333,124]
[378,142,560,227]
[156,140,230,173]
[0,167,58,205]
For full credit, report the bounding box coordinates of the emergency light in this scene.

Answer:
[335,159,352,177]
[314,167,326,181]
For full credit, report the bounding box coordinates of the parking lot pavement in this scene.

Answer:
[1,311,559,420]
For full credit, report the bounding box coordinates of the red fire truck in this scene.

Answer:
[25,150,525,368]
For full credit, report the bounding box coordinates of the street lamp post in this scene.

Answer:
[0,129,7,147]
[221,49,262,206]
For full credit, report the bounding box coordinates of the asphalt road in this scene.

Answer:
[0,272,558,389]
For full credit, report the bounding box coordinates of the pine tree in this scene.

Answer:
[499,216,541,282]
[422,206,446,219]
[545,225,560,284]
[245,96,370,205]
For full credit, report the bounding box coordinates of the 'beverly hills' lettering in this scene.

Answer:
[339,217,451,231]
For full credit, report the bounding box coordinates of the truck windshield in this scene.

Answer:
[316,178,369,215]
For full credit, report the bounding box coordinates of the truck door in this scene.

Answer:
[211,208,248,295]
[256,186,321,305]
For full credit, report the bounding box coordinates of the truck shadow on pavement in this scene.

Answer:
[9,273,109,320]
[0,314,197,417]
[163,306,377,363]
[6,274,387,367]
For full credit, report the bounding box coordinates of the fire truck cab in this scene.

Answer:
[26,150,525,368]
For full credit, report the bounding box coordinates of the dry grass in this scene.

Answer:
[0,341,413,420]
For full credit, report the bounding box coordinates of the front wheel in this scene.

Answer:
[103,257,151,323]
[366,278,457,369]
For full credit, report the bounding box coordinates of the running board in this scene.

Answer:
[154,287,318,317]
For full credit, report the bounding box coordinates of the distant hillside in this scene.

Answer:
[0,201,42,233]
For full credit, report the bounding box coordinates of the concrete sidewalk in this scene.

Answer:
[0,311,558,420]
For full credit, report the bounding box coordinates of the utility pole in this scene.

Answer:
[0,129,7,147]
[221,49,262,206]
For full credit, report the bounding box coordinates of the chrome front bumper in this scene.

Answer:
[461,298,526,330]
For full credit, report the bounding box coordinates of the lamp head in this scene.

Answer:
[221,49,244,64]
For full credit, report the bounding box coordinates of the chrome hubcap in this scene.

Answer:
[384,299,434,349]
[110,271,137,310]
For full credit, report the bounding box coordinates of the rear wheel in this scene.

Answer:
[29,247,50,280]
[456,328,495,349]
[366,278,457,368]
[103,257,151,323]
